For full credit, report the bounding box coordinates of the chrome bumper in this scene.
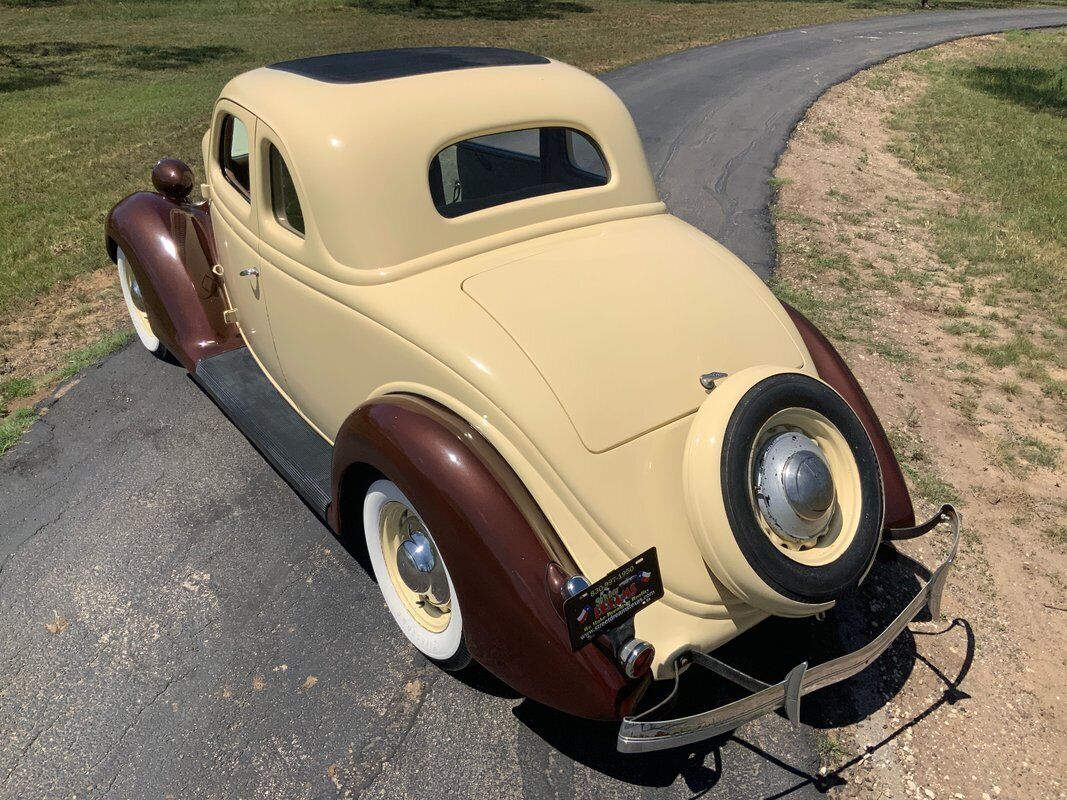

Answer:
[617,505,960,754]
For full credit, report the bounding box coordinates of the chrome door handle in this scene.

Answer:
[239,267,259,277]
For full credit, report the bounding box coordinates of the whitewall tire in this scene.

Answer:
[363,479,469,668]
[116,247,165,355]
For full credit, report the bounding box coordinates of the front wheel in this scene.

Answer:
[116,247,171,361]
[363,479,470,671]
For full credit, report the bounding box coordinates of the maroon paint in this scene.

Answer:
[106,178,241,371]
[151,158,195,202]
[782,303,915,530]
[330,395,650,721]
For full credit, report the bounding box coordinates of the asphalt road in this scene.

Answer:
[2,10,1064,799]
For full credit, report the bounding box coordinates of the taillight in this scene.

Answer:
[618,638,655,679]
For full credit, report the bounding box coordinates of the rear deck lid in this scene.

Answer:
[462,215,805,452]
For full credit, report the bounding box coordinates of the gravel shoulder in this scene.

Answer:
[773,31,1066,800]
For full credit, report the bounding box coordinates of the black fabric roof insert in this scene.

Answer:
[268,46,549,84]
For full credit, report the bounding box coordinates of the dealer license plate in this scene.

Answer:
[563,548,664,651]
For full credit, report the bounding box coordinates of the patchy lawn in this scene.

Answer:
[772,29,1066,800]
[3,0,1067,454]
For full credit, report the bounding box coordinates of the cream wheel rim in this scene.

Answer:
[363,480,464,661]
[378,500,452,633]
[747,407,863,566]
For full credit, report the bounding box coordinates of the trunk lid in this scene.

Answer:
[462,215,805,452]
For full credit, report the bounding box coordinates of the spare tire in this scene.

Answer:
[684,367,884,615]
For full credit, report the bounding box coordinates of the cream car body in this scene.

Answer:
[207,58,821,673]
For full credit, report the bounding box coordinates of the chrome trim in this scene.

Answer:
[617,505,960,753]
[618,639,655,679]
[699,371,729,391]
[562,575,590,599]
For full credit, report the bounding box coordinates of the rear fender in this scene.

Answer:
[329,394,649,721]
[783,303,915,530]
[105,192,241,371]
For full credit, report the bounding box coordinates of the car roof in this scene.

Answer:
[215,50,662,283]
[268,46,549,84]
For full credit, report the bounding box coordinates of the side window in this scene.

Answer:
[566,129,608,180]
[219,114,251,200]
[269,145,305,236]
[428,126,608,218]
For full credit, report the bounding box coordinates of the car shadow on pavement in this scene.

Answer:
[512,542,975,796]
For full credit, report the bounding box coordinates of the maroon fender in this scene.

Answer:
[329,395,649,721]
[105,186,241,371]
[783,303,915,530]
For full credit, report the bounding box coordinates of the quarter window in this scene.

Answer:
[219,114,251,199]
[269,146,305,236]
[428,127,608,218]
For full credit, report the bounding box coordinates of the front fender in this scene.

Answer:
[782,302,915,530]
[329,394,649,721]
[105,192,240,371]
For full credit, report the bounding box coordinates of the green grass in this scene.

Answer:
[55,330,135,381]
[992,427,1059,475]
[890,30,1067,312]
[0,407,38,456]
[5,1,1065,324]
[1045,524,1067,547]
[887,422,962,504]
[816,122,845,144]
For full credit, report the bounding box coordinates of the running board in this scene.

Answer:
[193,348,333,519]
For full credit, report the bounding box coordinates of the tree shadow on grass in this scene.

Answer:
[0,41,242,93]
[964,64,1067,115]
[0,0,68,6]
[349,0,593,21]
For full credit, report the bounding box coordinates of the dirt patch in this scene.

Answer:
[0,267,129,410]
[774,35,1066,800]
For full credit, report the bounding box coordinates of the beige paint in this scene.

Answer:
[205,100,288,388]
[208,57,826,675]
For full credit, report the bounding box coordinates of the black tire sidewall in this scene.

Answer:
[720,374,883,605]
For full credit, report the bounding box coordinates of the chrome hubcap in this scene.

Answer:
[380,501,451,631]
[129,272,146,314]
[396,529,451,607]
[755,431,836,545]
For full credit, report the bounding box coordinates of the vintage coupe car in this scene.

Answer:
[106,47,959,751]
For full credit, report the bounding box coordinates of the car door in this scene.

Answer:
[252,123,346,439]
[209,100,287,387]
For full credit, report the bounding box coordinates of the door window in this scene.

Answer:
[219,114,251,200]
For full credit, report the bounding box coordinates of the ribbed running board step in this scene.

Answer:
[193,348,333,519]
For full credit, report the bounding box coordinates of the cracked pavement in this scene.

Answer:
[3,9,1065,799]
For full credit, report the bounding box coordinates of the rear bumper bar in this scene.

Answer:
[617,504,960,753]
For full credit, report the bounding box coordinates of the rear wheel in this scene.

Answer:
[117,247,170,360]
[363,479,470,670]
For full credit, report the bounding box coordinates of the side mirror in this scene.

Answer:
[151,158,194,203]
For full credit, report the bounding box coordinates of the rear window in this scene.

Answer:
[429,127,608,218]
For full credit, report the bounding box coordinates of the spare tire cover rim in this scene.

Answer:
[746,407,863,568]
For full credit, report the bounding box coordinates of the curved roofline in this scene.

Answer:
[268,46,549,85]
[213,55,662,281]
